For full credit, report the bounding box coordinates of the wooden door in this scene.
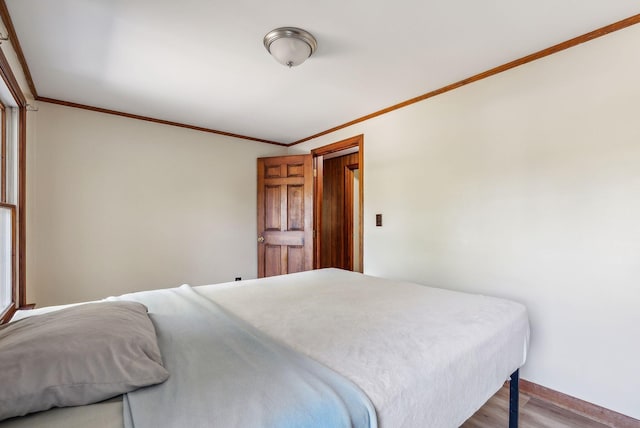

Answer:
[257,155,313,277]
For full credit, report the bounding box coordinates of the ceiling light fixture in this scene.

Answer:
[263,27,317,68]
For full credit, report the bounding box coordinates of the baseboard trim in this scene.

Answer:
[519,379,639,428]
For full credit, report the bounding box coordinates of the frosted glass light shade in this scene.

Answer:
[269,37,311,67]
[264,27,317,68]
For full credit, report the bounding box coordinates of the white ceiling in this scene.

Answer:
[6,0,640,144]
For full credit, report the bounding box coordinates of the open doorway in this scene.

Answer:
[312,135,363,272]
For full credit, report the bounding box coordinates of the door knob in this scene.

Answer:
[257,236,265,243]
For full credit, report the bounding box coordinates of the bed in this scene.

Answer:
[0,268,530,427]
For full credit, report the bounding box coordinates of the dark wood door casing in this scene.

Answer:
[312,134,364,272]
[321,152,359,269]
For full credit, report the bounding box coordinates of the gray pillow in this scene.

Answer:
[0,301,169,421]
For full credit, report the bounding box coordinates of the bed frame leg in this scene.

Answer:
[509,369,519,428]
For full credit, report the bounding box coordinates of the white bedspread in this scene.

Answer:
[195,269,529,428]
[5,269,529,428]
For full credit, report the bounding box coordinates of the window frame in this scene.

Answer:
[0,202,16,321]
[0,42,27,322]
[0,102,5,202]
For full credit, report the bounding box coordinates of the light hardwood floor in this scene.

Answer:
[462,385,620,428]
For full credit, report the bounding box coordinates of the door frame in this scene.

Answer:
[311,134,363,271]
[344,162,359,271]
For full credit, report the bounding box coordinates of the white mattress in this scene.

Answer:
[2,269,529,428]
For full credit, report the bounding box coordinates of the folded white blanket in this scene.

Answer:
[113,284,377,428]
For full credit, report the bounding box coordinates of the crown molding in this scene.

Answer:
[289,13,640,146]
[37,97,288,146]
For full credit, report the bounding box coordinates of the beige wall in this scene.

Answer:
[290,25,640,418]
[28,103,286,305]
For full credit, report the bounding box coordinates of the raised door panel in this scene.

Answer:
[264,185,281,231]
[264,245,282,277]
[287,185,304,231]
[287,246,305,274]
